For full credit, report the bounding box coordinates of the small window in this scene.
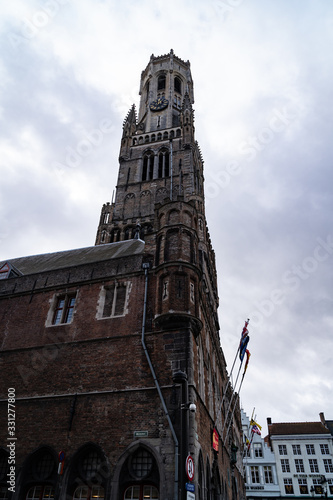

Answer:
[292,444,301,455]
[295,459,304,473]
[174,76,181,94]
[309,459,319,473]
[298,478,308,495]
[253,443,263,458]
[324,458,333,473]
[284,478,294,494]
[52,294,76,325]
[100,283,130,318]
[320,444,329,454]
[157,75,166,91]
[306,444,315,455]
[281,459,290,473]
[279,444,287,455]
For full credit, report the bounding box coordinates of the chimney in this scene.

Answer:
[267,417,272,426]
[319,412,326,426]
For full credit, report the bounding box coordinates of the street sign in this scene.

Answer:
[185,455,194,481]
[186,483,195,492]
[187,491,195,500]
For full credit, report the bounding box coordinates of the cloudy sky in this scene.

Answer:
[1,0,332,435]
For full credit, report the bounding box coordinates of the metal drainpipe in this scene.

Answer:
[141,262,179,500]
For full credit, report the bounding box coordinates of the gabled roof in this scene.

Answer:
[269,421,329,436]
[0,240,145,277]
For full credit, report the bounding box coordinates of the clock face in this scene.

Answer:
[150,97,169,111]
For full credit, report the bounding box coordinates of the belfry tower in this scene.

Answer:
[96,49,219,335]
[95,50,244,499]
[0,50,244,500]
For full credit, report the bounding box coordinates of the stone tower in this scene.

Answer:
[94,50,244,499]
[0,50,244,500]
[96,49,219,337]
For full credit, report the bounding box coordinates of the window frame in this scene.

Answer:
[253,443,263,458]
[97,282,131,320]
[284,478,294,494]
[309,458,319,473]
[306,444,315,455]
[48,293,77,326]
[250,466,260,484]
[281,459,290,473]
[279,444,287,455]
[264,466,273,484]
[295,459,305,473]
[292,444,301,455]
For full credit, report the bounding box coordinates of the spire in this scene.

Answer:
[122,104,137,132]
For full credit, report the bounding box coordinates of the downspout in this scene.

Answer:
[170,138,173,201]
[141,262,179,500]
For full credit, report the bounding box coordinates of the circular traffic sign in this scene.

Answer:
[185,455,194,481]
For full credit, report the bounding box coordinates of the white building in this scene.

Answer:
[267,416,333,498]
[242,410,280,500]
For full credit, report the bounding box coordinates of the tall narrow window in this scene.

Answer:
[174,76,182,94]
[52,294,76,325]
[306,444,315,455]
[158,150,169,178]
[102,283,129,318]
[279,445,287,455]
[295,459,304,473]
[264,466,273,484]
[157,75,166,90]
[142,153,154,181]
[250,466,260,484]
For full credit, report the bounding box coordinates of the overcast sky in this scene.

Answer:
[1,0,332,435]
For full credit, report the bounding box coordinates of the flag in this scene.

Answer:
[239,335,249,361]
[250,419,262,431]
[251,424,261,435]
[241,319,250,340]
[243,349,251,373]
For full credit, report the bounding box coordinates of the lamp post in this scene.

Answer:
[173,370,191,500]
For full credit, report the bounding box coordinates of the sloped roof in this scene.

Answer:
[0,240,145,276]
[269,421,329,436]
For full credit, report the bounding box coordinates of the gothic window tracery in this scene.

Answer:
[142,152,154,181]
[158,149,169,178]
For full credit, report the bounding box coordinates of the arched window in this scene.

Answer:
[174,76,182,94]
[157,75,166,91]
[158,149,169,178]
[67,447,108,500]
[22,449,57,500]
[142,152,154,181]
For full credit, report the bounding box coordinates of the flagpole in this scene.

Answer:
[215,319,250,429]
[223,369,247,442]
[220,360,244,438]
[223,351,251,443]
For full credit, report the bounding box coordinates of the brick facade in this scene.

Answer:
[0,51,245,500]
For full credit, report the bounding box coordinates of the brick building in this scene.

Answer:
[0,50,244,500]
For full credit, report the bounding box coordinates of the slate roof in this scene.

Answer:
[268,422,330,436]
[0,240,145,276]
